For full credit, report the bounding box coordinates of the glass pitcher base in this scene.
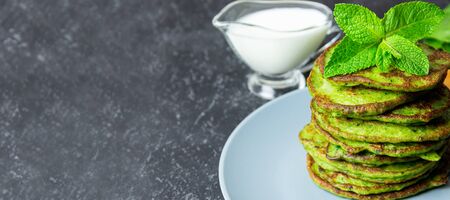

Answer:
[247,70,306,100]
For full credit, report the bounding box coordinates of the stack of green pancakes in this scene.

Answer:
[299,44,450,200]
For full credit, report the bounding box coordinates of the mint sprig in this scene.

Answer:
[324,1,444,78]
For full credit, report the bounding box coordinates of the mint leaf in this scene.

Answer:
[383,1,444,42]
[334,4,384,44]
[424,5,450,53]
[375,46,393,72]
[324,36,377,78]
[383,35,429,75]
[429,5,450,43]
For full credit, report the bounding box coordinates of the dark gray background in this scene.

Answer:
[0,0,447,199]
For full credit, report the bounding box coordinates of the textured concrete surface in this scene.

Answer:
[0,0,447,199]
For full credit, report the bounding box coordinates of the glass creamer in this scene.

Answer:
[213,1,340,99]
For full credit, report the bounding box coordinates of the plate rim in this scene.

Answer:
[218,89,308,200]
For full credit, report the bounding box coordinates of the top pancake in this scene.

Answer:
[308,64,420,116]
[318,43,449,92]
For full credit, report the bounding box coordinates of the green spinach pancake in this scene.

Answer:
[310,160,429,195]
[309,122,447,160]
[299,126,441,183]
[318,43,449,92]
[354,86,450,124]
[306,154,450,199]
[312,105,450,143]
[308,64,420,117]
[312,86,450,124]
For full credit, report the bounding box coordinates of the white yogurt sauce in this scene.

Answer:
[226,8,329,75]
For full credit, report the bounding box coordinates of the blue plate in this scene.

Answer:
[219,89,450,200]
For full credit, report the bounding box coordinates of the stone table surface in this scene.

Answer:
[0,0,447,199]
